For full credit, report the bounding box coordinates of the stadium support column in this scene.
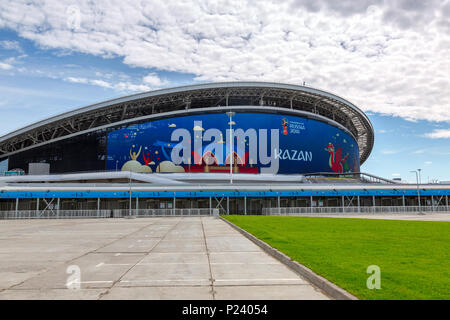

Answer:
[128,172,132,218]
[310,196,313,211]
[15,198,18,218]
[372,195,376,211]
[227,197,229,215]
[411,170,421,214]
[446,195,449,211]
[431,195,434,212]
[341,196,344,212]
[173,196,176,216]
[244,196,247,215]
[36,198,39,216]
[209,197,212,216]
[136,197,139,215]
[97,198,100,218]
[402,195,405,208]
[278,196,280,215]
[57,198,60,218]
[357,196,360,213]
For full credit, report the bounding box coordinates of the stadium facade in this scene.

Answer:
[0,82,373,175]
[0,82,448,217]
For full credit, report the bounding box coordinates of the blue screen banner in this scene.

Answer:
[106,112,360,175]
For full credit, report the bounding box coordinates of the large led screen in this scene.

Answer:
[106,112,360,175]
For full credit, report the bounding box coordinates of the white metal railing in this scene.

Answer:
[2,206,447,219]
[0,210,111,219]
[262,206,449,216]
[0,208,217,219]
[304,172,399,184]
[115,208,216,217]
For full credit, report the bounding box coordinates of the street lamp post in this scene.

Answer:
[226,111,235,184]
[129,171,132,218]
[410,170,422,215]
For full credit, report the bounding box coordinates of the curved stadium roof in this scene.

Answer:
[0,82,374,164]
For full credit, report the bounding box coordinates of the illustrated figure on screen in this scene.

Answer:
[142,151,154,166]
[121,145,152,173]
[130,146,142,160]
[325,142,349,174]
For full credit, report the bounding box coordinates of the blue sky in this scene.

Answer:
[0,1,449,182]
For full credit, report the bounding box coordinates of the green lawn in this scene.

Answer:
[223,215,450,300]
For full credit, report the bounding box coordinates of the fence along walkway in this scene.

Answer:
[0,208,222,219]
[1,206,449,219]
[0,210,111,219]
[262,205,449,216]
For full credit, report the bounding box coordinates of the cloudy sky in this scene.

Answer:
[0,0,449,182]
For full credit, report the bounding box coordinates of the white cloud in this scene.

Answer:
[64,76,151,92]
[0,62,13,70]
[0,53,27,72]
[377,129,394,134]
[424,129,450,139]
[64,76,89,84]
[424,161,432,165]
[381,149,400,155]
[0,40,23,52]
[142,73,167,87]
[0,0,449,122]
[90,79,113,89]
[114,82,151,92]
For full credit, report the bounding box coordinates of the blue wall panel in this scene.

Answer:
[1,189,449,199]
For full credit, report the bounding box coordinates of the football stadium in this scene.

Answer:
[0,81,449,218]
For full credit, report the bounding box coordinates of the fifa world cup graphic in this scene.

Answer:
[282,118,289,135]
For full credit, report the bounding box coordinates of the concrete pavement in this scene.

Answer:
[0,217,329,300]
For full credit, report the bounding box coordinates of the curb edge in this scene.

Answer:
[220,216,359,300]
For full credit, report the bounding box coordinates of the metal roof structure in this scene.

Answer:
[0,82,374,163]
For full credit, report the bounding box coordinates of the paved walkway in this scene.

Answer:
[0,217,328,300]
